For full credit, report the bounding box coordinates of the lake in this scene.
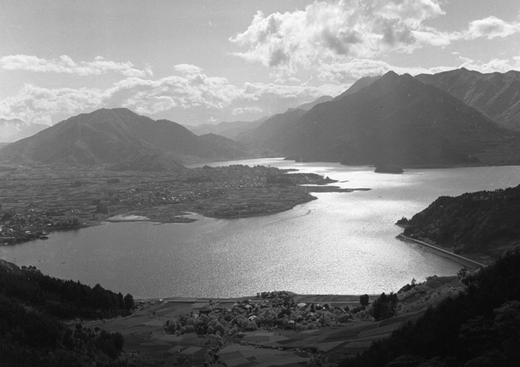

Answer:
[2,159,519,298]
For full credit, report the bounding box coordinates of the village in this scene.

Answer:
[84,276,466,366]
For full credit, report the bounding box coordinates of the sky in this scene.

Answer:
[1,0,520,127]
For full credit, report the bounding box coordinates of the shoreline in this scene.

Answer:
[396,234,486,268]
[135,292,381,307]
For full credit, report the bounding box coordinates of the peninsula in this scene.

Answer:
[0,163,367,245]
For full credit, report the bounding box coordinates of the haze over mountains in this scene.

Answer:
[1,68,520,169]
[186,95,333,139]
[0,118,48,143]
[186,117,269,140]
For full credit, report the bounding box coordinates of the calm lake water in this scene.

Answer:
[2,159,519,298]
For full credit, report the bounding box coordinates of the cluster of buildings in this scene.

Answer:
[0,208,80,245]
[106,165,289,209]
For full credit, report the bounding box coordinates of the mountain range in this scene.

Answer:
[0,108,249,169]
[416,68,520,131]
[186,95,333,139]
[2,68,520,169]
[186,117,269,140]
[241,71,520,166]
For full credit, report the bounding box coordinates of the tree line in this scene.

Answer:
[0,260,134,366]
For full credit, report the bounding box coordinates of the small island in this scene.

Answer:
[374,163,404,174]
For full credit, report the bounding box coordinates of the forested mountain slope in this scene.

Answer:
[0,259,134,366]
[400,184,520,258]
[340,249,520,367]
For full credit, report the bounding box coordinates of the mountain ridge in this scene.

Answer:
[416,68,520,131]
[242,71,519,166]
[0,108,250,168]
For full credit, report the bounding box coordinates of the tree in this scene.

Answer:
[123,293,135,310]
[359,294,370,307]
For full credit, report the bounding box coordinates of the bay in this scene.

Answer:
[2,159,519,298]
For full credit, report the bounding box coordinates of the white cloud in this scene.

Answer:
[316,56,520,86]
[229,0,445,75]
[0,55,152,77]
[466,16,520,40]
[0,67,339,124]
[173,64,204,74]
[232,106,264,116]
[230,1,520,78]
[106,72,243,112]
[0,84,104,124]
[458,56,520,73]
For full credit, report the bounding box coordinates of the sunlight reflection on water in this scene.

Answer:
[2,159,519,298]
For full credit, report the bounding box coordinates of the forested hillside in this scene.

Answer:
[340,249,520,367]
[0,260,134,366]
[399,184,520,257]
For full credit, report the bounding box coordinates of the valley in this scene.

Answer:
[1,69,520,367]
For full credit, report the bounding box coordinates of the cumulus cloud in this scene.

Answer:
[106,72,243,113]
[317,56,520,86]
[0,55,152,77]
[0,84,104,124]
[458,56,520,73]
[230,0,520,78]
[229,0,445,74]
[232,106,264,116]
[0,67,338,124]
[466,16,520,40]
[173,64,204,74]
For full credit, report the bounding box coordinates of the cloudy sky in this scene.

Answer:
[1,0,520,127]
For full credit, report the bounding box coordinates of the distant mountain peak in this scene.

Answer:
[416,68,520,131]
[0,108,251,168]
[244,68,518,167]
[383,70,399,77]
[335,74,381,100]
[369,70,423,94]
[378,70,414,83]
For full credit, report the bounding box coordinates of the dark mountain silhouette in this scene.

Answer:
[292,95,334,111]
[0,118,48,142]
[243,71,519,166]
[416,68,520,131]
[334,75,381,100]
[400,184,520,258]
[0,108,249,168]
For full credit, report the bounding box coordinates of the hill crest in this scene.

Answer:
[0,108,249,169]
